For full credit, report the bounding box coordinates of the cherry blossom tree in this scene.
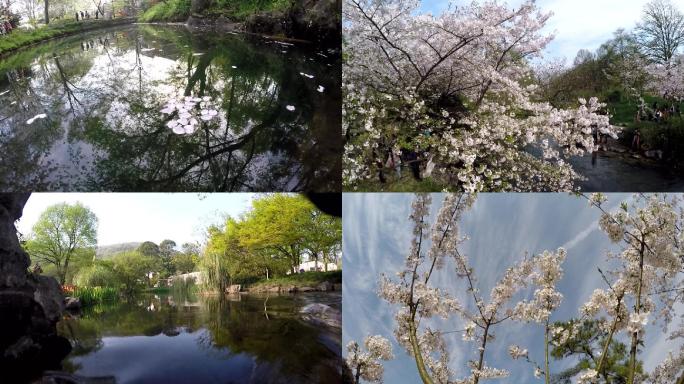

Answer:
[582,193,684,384]
[343,0,618,191]
[645,55,684,101]
[350,193,684,384]
[374,193,575,383]
[346,335,395,383]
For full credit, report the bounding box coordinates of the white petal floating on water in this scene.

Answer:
[0,90,9,96]
[231,65,237,69]
[317,85,325,93]
[192,53,204,56]
[286,105,296,111]
[10,101,16,105]
[26,113,47,125]
[299,72,314,79]
[172,126,186,134]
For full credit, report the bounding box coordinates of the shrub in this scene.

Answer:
[138,0,191,22]
[73,286,119,306]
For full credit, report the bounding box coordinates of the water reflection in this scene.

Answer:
[57,292,342,383]
[0,24,341,191]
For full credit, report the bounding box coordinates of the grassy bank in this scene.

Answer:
[0,18,136,56]
[139,0,191,22]
[249,270,341,289]
[72,286,119,306]
[139,0,291,23]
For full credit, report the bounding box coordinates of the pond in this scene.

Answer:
[570,150,684,192]
[56,292,343,383]
[0,24,341,192]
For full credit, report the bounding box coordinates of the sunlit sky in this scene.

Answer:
[419,0,684,61]
[343,193,684,383]
[16,193,256,246]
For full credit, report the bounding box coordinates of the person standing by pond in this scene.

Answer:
[632,129,641,151]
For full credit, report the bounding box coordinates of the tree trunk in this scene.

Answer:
[44,0,49,24]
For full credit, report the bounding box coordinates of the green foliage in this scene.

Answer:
[0,18,134,55]
[199,194,342,292]
[550,319,642,384]
[209,0,291,20]
[73,286,119,306]
[75,262,119,287]
[25,201,98,285]
[137,241,160,257]
[111,250,157,295]
[138,0,190,22]
[250,270,341,288]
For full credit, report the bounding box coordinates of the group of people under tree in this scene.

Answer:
[636,101,682,123]
[75,9,101,21]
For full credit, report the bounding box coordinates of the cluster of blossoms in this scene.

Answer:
[645,55,684,101]
[648,346,684,384]
[160,93,220,135]
[513,248,566,323]
[577,369,599,384]
[507,345,528,360]
[343,0,619,191]
[346,335,394,383]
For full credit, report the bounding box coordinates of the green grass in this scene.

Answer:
[209,0,292,20]
[73,286,119,306]
[0,18,135,56]
[138,0,191,22]
[350,173,449,192]
[250,270,341,288]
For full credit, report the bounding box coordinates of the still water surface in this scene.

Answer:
[57,292,342,384]
[0,24,341,191]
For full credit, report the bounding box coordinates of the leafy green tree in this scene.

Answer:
[158,239,177,277]
[137,241,160,257]
[173,243,199,274]
[25,202,98,285]
[304,210,342,271]
[75,261,119,287]
[111,251,156,295]
[237,194,321,273]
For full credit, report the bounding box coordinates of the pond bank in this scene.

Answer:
[0,18,136,57]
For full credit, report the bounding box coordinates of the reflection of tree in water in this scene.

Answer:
[196,295,342,383]
[0,25,341,191]
[0,31,123,189]
[56,294,341,382]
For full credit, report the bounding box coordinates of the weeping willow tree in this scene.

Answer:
[200,226,232,293]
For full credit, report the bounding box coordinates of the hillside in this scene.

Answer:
[96,242,141,259]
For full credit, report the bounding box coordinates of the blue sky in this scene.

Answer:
[342,193,684,383]
[16,193,256,246]
[418,0,684,61]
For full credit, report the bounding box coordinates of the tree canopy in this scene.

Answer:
[25,202,98,285]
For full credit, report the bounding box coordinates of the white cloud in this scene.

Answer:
[420,0,684,60]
